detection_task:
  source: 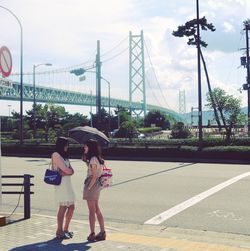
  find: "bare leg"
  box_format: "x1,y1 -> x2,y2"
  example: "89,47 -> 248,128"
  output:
64,204 -> 75,232
56,206 -> 67,236
87,200 -> 96,233
95,200 -> 105,232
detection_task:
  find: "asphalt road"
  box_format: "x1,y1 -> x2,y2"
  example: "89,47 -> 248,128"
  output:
1,156 -> 250,236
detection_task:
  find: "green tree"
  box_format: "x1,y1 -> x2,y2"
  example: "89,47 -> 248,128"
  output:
206,88 -> 244,142
165,114 -> 176,129
115,106 -> 131,124
243,19 -> 250,27
26,103 -> 68,140
110,106 -> 132,131
11,111 -> 21,130
26,104 -> 44,138
40,103 -> 68,142
115,120 -> 138,139
171,122 -> 191,139
172,16 -> 222,130
8,111 -> 30,140
92,108 -> 109,133
62,113 -> 89,132
0,116 -> 14,132
144,110 -> 166,129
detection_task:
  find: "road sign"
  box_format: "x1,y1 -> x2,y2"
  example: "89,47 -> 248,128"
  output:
0,78 -> 13,88
0,46 -> 12,78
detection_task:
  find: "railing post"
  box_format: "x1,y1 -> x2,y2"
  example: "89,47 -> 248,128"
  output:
23,174 -> 31,219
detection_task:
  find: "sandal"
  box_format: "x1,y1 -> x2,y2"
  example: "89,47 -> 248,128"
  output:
56,232 -> 71,240
95,231 -> 106,241
64,231 -> 74,238
87,232 -> 95,242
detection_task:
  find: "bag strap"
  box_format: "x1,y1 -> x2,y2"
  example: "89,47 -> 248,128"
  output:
102,163 -> 111,171
68,158 -> 72,168
50,154 -> 55,170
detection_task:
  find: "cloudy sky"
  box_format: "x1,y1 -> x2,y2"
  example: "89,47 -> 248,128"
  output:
0,0 -> 249,116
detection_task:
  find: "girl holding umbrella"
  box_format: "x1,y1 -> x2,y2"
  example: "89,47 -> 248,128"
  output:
82,139 -> 106,242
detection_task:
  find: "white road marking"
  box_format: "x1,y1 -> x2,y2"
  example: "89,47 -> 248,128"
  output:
145,171 -> 250,225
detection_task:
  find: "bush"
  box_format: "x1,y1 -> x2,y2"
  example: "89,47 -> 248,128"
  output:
171,129 -> 191,139
0,132 -> 14,140
138,127 -> 161,133
114,121 -> 138,138
203,146 -> 250,153
171,122 -> 191,139
36,129 -> 46,141
12,129 -> 33,140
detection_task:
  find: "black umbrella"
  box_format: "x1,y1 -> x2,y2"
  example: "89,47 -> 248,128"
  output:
68,126 -> 110,147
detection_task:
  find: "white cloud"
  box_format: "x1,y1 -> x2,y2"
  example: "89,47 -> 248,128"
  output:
223,21 -> 235,33
207,0 -> 226,10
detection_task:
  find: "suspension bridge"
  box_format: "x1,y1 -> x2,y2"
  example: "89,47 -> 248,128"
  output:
0,31 -> 183,121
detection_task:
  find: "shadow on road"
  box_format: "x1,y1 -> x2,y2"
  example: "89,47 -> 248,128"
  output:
9,238 -> 91,251
112,162 -> 196,187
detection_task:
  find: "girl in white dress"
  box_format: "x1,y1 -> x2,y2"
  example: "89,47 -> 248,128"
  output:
51,137 -> 75,239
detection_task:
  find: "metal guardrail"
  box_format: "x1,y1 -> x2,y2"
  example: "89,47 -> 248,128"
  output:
2,174 -> 34,219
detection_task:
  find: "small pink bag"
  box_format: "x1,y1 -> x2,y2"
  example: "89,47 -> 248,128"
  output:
99,165 -> 113,189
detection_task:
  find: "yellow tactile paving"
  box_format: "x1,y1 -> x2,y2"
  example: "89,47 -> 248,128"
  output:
108,233 -> 250,251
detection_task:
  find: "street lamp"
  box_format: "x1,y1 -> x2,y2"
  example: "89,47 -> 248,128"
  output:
32,63 -> 52,138
33,63 -> 52,106
0,5 -> 23,144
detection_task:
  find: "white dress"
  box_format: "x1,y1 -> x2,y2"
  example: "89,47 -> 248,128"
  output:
54,157 -> 75,207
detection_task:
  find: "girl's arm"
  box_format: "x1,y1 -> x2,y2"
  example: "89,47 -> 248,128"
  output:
88,164 -> 98,190
69,162 -> 74,175
52,153 -> 73,175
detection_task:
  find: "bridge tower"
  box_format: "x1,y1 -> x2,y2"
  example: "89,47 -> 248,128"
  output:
129,30 -> 146,117
179,90 -> 186,114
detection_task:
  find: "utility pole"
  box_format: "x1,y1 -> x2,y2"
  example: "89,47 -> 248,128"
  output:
241,21 -> 250,135
96,40 -> 101,128
246,23 -> 250,135
196,0 -> 203,149
90,90 -> 93,127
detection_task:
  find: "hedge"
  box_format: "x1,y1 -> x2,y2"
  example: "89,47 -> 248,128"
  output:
2,143 -> 250,161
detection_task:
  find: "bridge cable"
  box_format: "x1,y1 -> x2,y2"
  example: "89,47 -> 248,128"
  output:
101,35 -> 129,57
144,39 -> 172,110
132,43 -> 165,108
145,76 -> 165,108
102,47 -> 129,63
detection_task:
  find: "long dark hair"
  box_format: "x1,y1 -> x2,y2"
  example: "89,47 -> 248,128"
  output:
83,139 -> 104,165
55,137 -> 69,159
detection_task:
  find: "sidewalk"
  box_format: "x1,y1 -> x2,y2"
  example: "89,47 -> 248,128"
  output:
1,214 -> 250,251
